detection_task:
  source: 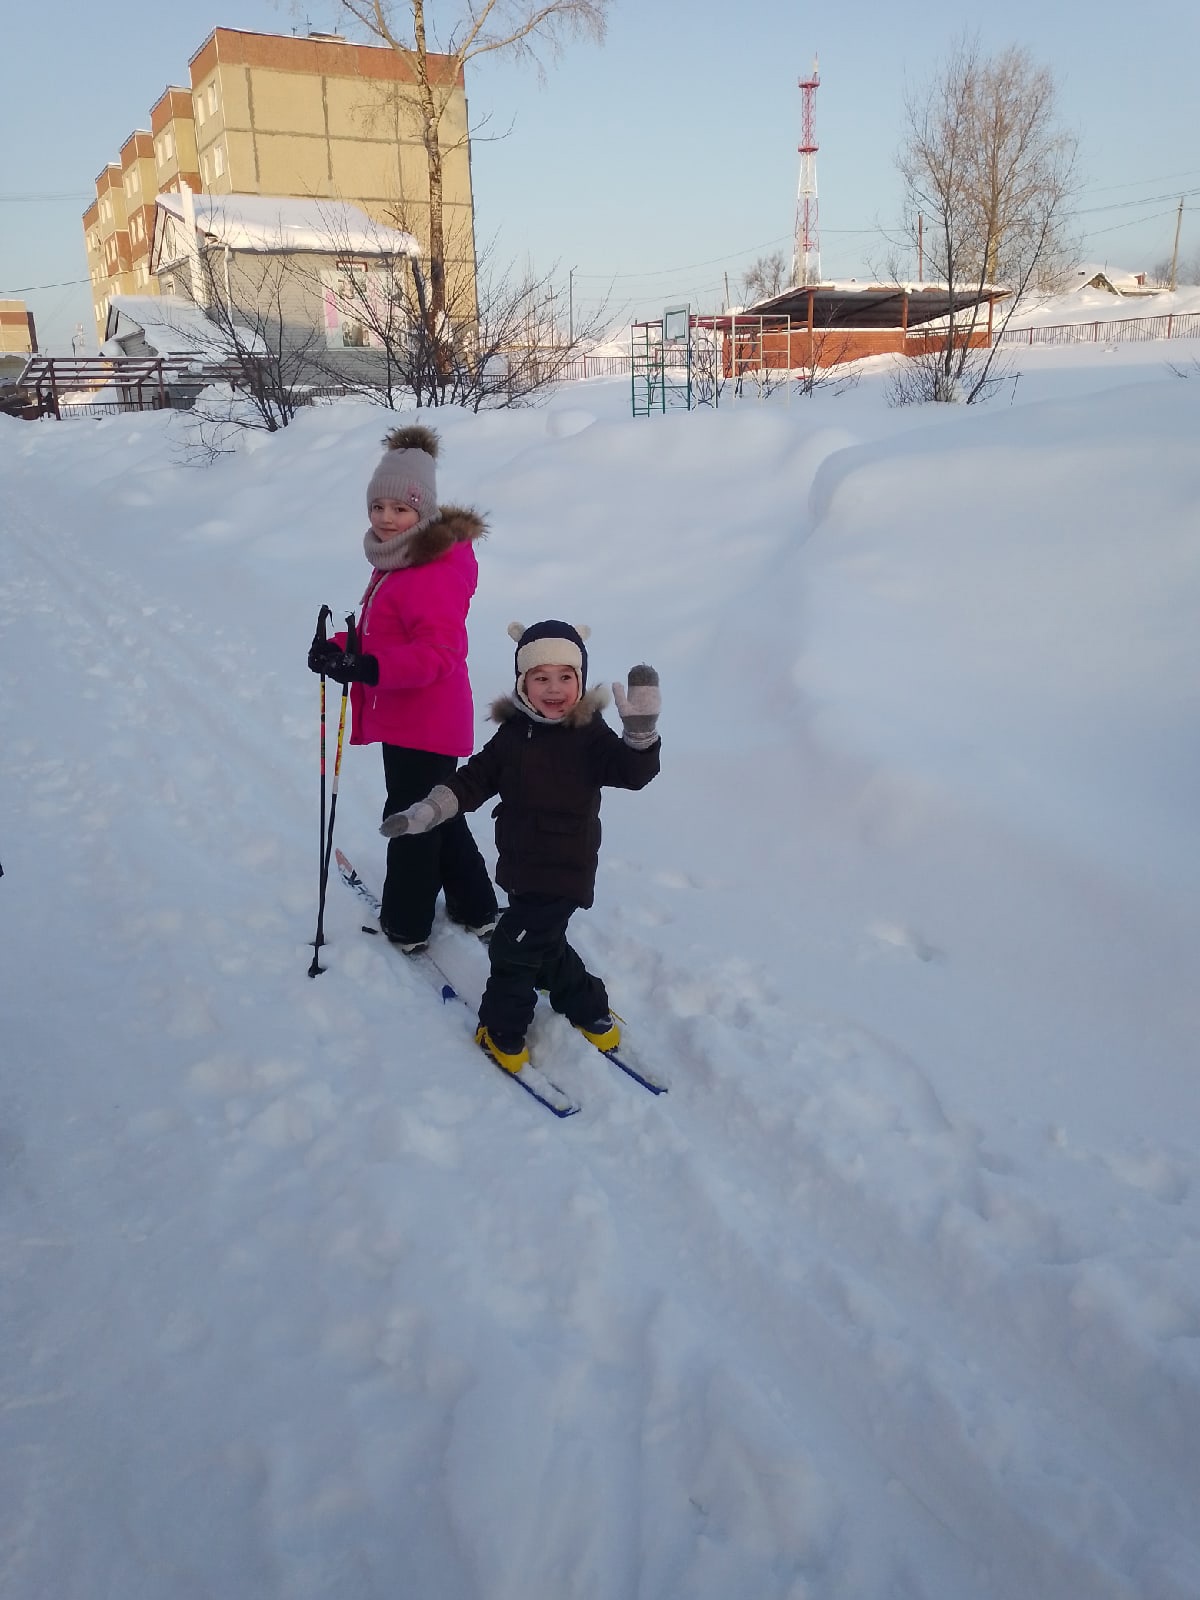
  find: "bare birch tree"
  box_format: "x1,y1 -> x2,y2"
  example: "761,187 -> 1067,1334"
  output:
897,37 -> 1077,402
740,251 -> 788,306
333,0 -> 611,331
309,202 -> 609,408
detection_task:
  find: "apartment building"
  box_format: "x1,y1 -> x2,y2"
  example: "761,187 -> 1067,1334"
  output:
84,27 -> 475,344
120,130 -> 159,292
0,299 -> 37,355
150,86 -> 202,198
91,164 -> 133,318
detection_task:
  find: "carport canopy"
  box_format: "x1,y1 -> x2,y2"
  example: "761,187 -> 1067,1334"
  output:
742,282 -> 1008,329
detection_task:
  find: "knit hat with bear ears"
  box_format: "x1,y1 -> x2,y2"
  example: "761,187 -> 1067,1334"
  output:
366,424 -> 439,532
509,619 -> 590,713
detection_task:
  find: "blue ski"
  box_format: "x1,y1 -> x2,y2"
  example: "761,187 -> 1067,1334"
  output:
335,849 -> 579,1118
585,1037 -> 668,1095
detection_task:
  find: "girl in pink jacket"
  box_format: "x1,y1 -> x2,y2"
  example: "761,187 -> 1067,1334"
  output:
308,426 -> 498,951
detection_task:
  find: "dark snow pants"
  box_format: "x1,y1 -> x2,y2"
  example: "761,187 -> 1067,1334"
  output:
477,893 -> 608,1048
379,745 -> 497,943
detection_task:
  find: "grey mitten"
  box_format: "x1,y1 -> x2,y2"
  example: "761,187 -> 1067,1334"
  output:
379,784 -> 460,839
611,664 -> 661,749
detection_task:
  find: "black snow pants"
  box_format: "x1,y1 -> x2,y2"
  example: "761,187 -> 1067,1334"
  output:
477,893 -> 608,1048
379,745 -> 498,944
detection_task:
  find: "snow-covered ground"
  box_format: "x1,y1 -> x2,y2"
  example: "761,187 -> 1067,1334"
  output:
1006,282 -> 1200,329
2,330 -> 1199,1600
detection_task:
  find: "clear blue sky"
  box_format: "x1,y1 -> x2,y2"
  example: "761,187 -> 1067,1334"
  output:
4,0 -> 1199,352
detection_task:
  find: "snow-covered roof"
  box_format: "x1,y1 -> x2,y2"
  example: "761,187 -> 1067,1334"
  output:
101,294 -> 265,361
1073,262 -> 1147,293
154,192 -> 419,259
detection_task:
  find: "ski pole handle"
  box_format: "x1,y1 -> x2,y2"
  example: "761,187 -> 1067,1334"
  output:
312,603 -> 332,651
344,612 -> 359,654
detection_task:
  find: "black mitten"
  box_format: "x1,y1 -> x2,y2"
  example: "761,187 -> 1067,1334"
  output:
308,639 -> 342,676
308,640 -> 379,685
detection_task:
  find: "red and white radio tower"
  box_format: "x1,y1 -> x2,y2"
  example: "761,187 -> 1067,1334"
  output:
791,55 -> 821,287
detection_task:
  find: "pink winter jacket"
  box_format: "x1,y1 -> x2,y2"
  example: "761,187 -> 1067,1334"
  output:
338,505 -> 486,758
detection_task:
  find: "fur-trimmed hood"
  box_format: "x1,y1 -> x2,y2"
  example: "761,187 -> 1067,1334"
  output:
489,683 -> 611,728
400,504 -> 487,569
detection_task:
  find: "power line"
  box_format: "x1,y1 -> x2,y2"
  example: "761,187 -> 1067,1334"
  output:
1081,209 -> 1180,241
572,225 -> 884,282
571,236 -> 792,280
0,277 -> 91,293
1078,166 -> 1200,198
1076,185 -> 1200,218
0,192 -> 92,203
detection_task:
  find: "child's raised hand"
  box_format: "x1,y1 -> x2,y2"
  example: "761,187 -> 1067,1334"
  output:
379,784 -> 460,838
612,665 -> 661,749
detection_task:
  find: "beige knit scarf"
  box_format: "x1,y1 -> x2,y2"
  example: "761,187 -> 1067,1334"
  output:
362,528 -> 419,572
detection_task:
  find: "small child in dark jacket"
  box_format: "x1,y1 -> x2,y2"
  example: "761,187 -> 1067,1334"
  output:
380,619 -> 661,1073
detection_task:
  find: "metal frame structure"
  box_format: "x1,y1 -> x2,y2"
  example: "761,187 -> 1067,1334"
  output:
19,356 -> 170,418
18,354 -> 237,419
630,313 -> 692,417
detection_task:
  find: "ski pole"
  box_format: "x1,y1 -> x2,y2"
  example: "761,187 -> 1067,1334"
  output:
312,604 -> 332,885
308,604 -> 334,976
309,612 -> 355,977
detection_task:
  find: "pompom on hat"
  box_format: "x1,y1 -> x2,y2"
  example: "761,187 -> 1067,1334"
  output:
366,424 -> 439,529
508,619 -> 590,712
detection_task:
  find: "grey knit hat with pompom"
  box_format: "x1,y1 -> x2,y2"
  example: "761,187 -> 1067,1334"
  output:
366,424 -> 439,530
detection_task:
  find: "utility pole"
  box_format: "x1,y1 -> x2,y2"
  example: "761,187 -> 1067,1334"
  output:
568,266 -> 576,342
1168,198 -> 1185,291
917,213 -> 924,284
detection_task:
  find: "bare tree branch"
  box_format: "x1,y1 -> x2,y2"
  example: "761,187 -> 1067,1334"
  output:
895,35 -> 1078,403
740,252 -> 788,306
333,0 -> 612,338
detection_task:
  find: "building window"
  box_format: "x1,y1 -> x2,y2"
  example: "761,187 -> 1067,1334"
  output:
213,142 -> 226,178
207,82 -> 219,116
321,264 -> 394,350
163,127 -> 175,161
194,95 -> 205,125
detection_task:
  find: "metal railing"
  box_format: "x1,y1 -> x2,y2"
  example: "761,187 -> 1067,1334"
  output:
54,395 -> 178,420
997,310 -> 1200,347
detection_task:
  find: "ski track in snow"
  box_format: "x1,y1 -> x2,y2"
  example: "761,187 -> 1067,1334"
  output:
2,401 -> 1199,1600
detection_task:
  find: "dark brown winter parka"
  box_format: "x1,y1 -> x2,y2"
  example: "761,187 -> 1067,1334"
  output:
444,688 -> 660,908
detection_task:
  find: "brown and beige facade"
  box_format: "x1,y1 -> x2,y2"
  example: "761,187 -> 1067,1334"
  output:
84,27 -> 475,344
1,298 -> 37,355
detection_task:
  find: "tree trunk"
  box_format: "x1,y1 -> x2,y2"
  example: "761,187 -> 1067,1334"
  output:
412,0 -> 447,323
